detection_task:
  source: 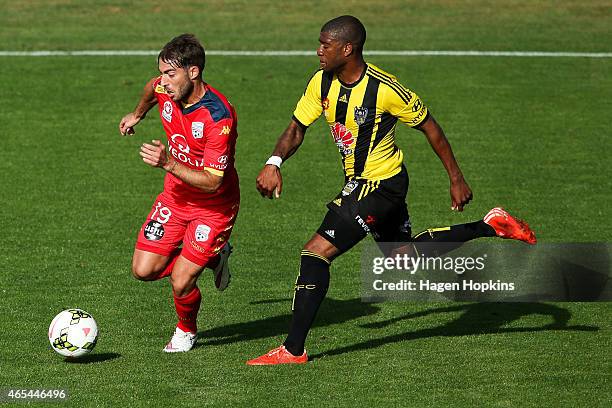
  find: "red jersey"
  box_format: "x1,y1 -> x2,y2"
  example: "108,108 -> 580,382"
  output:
153,77 -> 239,206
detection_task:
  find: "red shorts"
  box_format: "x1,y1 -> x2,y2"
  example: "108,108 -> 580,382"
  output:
135,192 -> 239,266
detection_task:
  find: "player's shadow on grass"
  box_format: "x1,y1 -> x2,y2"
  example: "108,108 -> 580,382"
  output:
197,298 -> 381,347
309,302 -> 598,360
64,352 -> 121,364
198,299 -> 597,357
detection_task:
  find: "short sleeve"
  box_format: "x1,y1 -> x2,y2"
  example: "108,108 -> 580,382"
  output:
293,71 -> 323,128
153,76 -> 167,102
202,117 -> 233,176
384,80 -> 429,127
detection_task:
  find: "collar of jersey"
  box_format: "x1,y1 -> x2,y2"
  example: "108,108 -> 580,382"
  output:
337,64 -> 368,88
181,84 -> 209,114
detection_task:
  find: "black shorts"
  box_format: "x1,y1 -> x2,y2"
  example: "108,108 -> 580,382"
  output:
316,166 -> 412,254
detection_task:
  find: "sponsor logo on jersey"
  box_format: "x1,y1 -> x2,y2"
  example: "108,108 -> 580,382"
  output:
208,163 -> 227,171
144,220 -> 165,241
170,134 -> 190,153
365,215 -> 377,226
155,85 -> 167,94
192,122 -> 204,139
168,133 -> 206,168
195,224 -> 211,242
169,148 -> 205,168
321,97 -> 330,110
355,215 -> 371,233
341,180 -> 359,196
412,99 -> 423,113
208,155 -> 228,170
162,101 -> 173,122
354,106 -> 368,125
333,198 -> 342,206
338,93 -> 348,103
407,107 -> 427,125
330,122 -> 355,155
220,125 -> 231,135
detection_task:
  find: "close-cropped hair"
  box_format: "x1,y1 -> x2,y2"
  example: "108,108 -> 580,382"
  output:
321,15 -> 367,52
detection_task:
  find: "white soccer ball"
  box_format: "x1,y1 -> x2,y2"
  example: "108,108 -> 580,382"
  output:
48,309 -> 98,358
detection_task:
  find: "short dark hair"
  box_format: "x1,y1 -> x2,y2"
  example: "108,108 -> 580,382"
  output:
158,34 -> 205,77
321,15 -> 366,53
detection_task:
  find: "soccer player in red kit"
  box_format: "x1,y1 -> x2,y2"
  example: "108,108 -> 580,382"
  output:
119,34 -> 240,352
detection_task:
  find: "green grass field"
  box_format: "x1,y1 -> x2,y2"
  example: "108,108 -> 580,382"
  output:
0,1 -> 610,406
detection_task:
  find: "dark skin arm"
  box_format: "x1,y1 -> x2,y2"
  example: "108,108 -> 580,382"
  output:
256,120 -> 306,199
417,114 -> 473,211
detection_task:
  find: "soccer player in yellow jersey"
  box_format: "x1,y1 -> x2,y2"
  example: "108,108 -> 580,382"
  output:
248,16 -> 536,365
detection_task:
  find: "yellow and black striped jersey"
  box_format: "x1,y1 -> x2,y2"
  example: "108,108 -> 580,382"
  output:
293,63 -> 428,181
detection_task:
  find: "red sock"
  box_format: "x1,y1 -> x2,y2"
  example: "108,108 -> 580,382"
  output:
156,248 -> 181,280
173,287 -> 201,334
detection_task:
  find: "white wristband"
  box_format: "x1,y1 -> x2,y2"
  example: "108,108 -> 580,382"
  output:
266,155 -> 283,168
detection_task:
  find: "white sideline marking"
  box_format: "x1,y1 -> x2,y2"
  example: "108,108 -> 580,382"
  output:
0,50 -> 611,58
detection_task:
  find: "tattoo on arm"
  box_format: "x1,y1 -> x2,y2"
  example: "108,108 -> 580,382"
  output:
271,120 -> 306,161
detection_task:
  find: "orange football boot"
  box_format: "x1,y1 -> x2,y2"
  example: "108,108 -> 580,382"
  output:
247,345 -> 308,366
484,207 -> 536,244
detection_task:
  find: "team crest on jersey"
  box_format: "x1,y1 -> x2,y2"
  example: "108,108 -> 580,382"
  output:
195,224 -> 211,242
330,122 -> 355,155
354,106 -> 368,125
162,101 -> 173,122
192,122 -> 204,139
